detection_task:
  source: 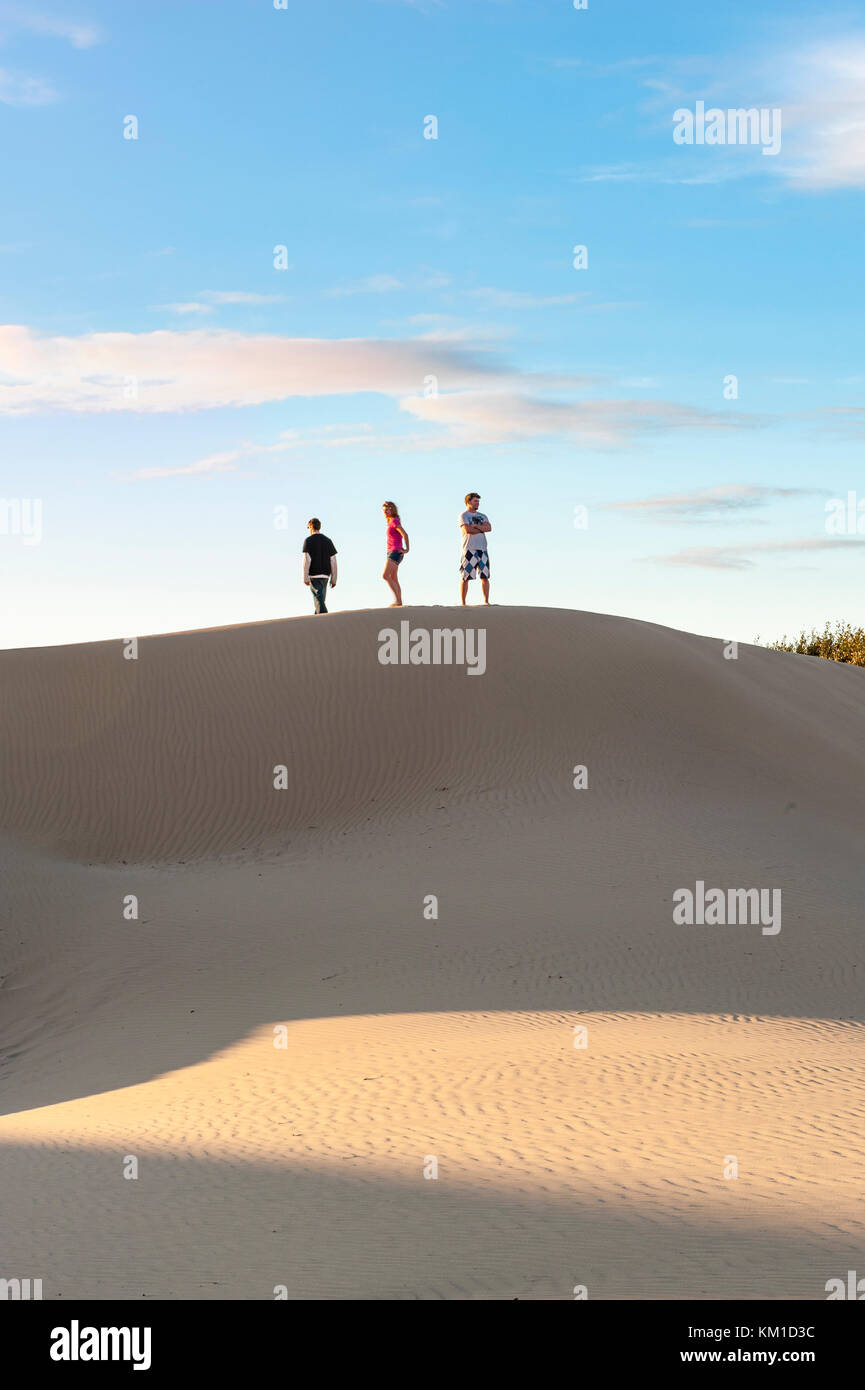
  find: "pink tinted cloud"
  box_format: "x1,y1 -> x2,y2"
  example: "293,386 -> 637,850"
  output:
0,325 -> 499,415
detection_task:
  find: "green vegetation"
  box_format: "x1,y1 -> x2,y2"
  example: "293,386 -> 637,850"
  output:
764,622 -> 865,666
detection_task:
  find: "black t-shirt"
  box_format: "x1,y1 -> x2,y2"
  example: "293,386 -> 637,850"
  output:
303,532 -> 337,576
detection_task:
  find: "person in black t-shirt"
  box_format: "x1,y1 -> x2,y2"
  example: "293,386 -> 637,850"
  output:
302,518 -> 338,614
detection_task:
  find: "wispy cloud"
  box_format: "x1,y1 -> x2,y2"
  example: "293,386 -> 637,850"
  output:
607,484 -> 817,522
135,394 -> 743,480
653,537 -> 865,570
0,66 -> 55,104
575,158 -> 754,188
465,287 -> 587,309
125,438 -> 299,481
0,5 -> 103,48
199,290 -> 286,305
402,313 -> 512,343
807,406 -> 865,440
538,55 -> 661,77
0,325 -> 501,414
325,271 -> 450,297
401,390 -> 745,449
775,41 -> 865,189
126,424 -> 406,481
0,7 -> 103,107
154,302 -> 214,316
685,218 -> 769,228
464,286 -> 643,312
155,290 -> 286,314
0,325 -> 760,460
570,37 -> 865,192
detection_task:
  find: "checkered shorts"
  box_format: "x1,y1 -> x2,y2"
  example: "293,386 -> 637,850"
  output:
460,548 -> 490,580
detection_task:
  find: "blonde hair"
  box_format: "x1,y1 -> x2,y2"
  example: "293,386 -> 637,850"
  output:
382,500 -> 399,517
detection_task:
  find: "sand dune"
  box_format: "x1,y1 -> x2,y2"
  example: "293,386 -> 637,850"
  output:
1,607 -> 863,1298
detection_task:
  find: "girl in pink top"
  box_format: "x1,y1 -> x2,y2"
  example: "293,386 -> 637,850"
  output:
382,500 -> 409,607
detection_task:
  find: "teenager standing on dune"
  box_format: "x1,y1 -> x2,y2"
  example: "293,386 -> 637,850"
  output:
459,491 -> 491,605
302,517 -> 338,614
382,501 -> 409,607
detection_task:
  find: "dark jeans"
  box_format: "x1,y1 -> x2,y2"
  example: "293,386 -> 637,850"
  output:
309,577 -> 329,614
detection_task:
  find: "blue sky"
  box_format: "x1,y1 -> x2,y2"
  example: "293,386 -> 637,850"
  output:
1,0 -> 864,647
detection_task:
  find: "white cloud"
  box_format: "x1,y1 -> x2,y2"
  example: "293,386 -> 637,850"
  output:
154,302 -> 215,316
0,325 -> 760,463
0,5 -> 103,48
0,66 -> 55,104
155,291 -> 286,314
199,290 -> 286,305
571,37 -> 865,192
0,5 -> 103,105
0,325 -> 500,415
775,42 -> 865,189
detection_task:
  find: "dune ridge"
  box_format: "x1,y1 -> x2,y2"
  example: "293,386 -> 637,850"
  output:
2,606 -> 864,863
1,607 -> 863,1298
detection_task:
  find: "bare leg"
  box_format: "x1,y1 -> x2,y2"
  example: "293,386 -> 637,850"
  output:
460,579 -> 469,606
383,560 -> 402,606
481,577 -> 490,605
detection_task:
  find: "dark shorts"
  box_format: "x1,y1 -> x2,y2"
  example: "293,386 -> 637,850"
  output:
387,550 -> 404,565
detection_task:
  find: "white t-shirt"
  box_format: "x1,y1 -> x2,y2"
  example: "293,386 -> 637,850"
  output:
460,510 -> 490,554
